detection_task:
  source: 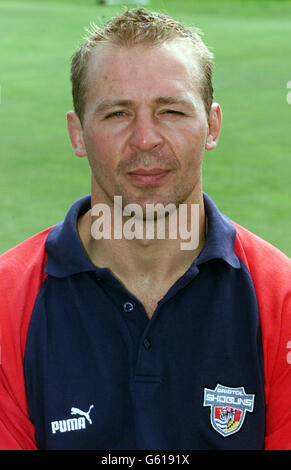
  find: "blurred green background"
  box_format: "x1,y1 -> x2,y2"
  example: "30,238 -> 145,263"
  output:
0,0 -> 290,256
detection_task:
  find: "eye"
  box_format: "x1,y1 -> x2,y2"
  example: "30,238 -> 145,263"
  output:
162,109 -> 185,116
105,110 -> 127,119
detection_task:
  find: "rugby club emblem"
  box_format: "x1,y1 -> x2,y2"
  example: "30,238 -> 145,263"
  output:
203,384 -> 255,437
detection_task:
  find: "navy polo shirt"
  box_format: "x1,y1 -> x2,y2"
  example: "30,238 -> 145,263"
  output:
23,193 -> 265,450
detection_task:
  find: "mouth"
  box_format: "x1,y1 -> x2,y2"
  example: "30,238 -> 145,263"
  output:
127,168 -> 171,186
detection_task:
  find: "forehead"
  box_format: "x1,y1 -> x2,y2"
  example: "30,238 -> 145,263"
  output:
84,40 -> 203,102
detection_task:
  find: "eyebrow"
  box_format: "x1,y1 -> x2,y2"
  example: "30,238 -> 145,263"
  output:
94,100 -> 133,115
154,96 -> 195,108
94,96 -> 196,115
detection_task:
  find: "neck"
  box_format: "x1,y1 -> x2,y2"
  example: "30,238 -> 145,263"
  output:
78,192 -> 207,283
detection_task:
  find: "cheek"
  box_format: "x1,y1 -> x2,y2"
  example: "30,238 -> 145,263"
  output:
85,131 -> 113,168
172,124 -> 207,164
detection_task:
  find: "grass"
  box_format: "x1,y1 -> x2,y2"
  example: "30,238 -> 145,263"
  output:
0,0 -> 290,256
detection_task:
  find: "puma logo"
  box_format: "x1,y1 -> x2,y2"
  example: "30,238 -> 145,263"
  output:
51,404 -> 94,434
71,405 -> 94,424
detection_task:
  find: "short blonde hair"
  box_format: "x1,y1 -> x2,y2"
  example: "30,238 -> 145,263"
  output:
70,8 -> 214,124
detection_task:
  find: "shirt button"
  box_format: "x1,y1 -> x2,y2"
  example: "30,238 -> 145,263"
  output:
123,301 -> 134,312
143,337 -> 151,350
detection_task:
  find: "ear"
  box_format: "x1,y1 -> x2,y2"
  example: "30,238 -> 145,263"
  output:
205,103 -> 222,151
67,111 -> 87,157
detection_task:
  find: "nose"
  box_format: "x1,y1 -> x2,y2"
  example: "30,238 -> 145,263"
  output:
129,112 -> 163,152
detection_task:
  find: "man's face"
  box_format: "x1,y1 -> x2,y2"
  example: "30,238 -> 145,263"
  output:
69,40 -> 220,210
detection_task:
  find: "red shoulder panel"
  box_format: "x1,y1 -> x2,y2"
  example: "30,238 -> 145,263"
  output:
0,228 -> 52,450
233,222 -> 291,449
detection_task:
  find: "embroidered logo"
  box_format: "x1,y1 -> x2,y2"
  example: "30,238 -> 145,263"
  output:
51,404 -> 94,434
203,384 -> 255,437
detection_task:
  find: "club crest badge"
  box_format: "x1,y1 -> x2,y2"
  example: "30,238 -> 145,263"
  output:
203,384 -> 255,437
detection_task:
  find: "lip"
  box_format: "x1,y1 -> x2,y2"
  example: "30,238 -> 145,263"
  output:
127,168 -> 171,186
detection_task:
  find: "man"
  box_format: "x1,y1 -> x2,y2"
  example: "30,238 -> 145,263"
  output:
0,8 -> 290,450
